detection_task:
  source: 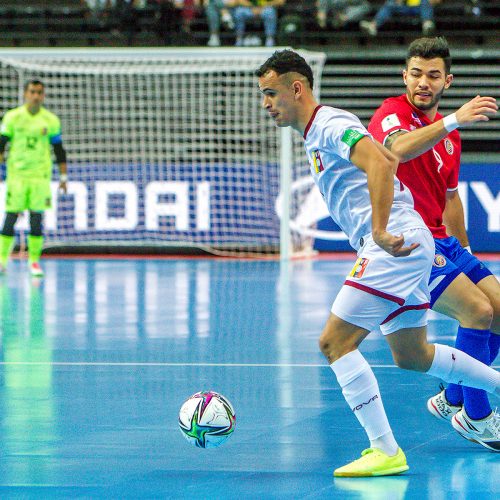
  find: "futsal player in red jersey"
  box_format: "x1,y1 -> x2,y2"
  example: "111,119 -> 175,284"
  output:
368,37 -> 500,451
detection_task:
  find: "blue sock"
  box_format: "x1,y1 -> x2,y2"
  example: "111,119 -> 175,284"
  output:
445,327 -> 491,420
489,333 -> 500,365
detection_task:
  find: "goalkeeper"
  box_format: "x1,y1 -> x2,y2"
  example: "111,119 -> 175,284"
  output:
0,79 -> 67,277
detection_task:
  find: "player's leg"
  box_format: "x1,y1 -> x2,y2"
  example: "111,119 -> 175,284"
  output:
427,240 -> 494,421
28,211 -> 44,277
385,325 -> 499,394
432,272 -> 493,415
0,212 -> 19,272
329,226 -> 439,476
0,176 -> 27,273
475,275 -> 500,364
26,178 -> 51,278
324,284 -> 409,477
384,248 -> 500,451
442,263 -> 500,451
428,238 -> 500,450
385,314 -> 500,451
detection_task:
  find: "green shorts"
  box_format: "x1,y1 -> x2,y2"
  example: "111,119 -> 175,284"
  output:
5,176 -> 52,212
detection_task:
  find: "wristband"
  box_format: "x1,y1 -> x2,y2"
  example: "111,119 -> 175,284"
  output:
443,113 -> 459,132
464,245 -> 472,254
59,173 -> 68,183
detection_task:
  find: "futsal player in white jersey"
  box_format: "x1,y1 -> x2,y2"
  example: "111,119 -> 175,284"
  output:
255,49 -> 500,477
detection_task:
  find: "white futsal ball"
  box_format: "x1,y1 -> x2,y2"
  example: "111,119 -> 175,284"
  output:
178,391 -> 236,448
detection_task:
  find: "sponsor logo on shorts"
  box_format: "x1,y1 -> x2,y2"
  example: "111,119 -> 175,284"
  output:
349,257 -> 369,278
433,254 -> 446,267
444,138 -> 453,155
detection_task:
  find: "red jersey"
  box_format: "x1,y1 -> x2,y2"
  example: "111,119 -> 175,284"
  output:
368,94 -> 461,238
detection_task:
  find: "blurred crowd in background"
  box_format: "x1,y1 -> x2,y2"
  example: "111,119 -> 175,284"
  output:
0,0 -> 495,48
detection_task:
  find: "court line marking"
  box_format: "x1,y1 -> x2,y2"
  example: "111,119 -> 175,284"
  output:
0,361 -> 395,367
0,361 -> 498,368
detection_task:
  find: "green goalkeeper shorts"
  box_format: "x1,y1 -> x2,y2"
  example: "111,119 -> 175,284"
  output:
5,176 -> 52,212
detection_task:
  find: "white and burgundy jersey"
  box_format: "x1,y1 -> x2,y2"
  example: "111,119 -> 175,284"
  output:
303,105 -> 426,251
368,94 -> 461,239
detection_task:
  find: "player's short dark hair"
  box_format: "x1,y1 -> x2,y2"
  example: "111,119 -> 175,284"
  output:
24,79 -> 45,91
406,37 -> 451,74
255,50 -> 314,89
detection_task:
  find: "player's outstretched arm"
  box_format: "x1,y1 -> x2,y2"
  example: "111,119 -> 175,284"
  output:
350,137 -> 419,257
385,96 -> 498,163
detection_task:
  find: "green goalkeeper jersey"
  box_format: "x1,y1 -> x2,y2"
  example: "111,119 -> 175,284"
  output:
0,104 -> 62,179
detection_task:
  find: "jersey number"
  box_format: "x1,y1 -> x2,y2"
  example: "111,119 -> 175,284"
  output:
432,147 -> 443,173
26,137 -> 38,149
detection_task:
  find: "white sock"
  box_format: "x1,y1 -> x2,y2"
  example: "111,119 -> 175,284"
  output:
428,344 -> 500,393
330,350 -> 398,456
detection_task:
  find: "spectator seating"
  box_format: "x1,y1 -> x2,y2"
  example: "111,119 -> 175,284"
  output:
0,0 -> 497,47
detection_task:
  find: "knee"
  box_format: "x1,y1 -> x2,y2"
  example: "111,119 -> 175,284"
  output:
392,344 -> 434,372
29,212 -> 43,237
1,212 -> 18,236
318,321 -> 361,364
318,331 -> 353,363
467,298 -> 493,329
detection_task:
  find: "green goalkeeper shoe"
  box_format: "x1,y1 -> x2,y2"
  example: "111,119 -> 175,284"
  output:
334,447 -> 409,477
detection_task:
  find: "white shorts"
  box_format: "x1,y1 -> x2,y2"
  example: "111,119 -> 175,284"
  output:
331,227 -> 434,335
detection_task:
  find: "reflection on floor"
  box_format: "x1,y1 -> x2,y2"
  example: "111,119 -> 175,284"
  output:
0,257 -> 499,498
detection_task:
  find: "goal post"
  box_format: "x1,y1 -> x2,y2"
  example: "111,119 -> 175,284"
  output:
0,48 -> 326,257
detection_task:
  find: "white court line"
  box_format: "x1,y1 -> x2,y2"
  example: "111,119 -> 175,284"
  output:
0,361 -> 498,368
0,361 -> 394,368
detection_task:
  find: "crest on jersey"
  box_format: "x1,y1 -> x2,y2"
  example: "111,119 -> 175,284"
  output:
444,138 -> 453,155
312,149 -> 324,173
349,257 -> 369,278
41,127 -> 47,136
433,254 -> 447,267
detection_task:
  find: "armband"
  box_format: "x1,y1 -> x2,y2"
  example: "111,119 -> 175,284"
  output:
59,173 -> 68,183
443,113 -> 459,132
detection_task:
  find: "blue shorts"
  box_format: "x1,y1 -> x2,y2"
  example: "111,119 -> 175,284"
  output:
429,236 -> 493,307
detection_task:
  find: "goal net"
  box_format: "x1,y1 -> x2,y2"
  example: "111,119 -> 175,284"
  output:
0,48 -> 326,257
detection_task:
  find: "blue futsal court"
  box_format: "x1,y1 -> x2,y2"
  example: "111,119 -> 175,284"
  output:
0,256 -> 499,498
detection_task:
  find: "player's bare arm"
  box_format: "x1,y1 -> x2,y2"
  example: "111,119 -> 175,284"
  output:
442,189 -> 469,248
350,137 -> 419,257
372,138 -> 399,173
386,96 -> 498,162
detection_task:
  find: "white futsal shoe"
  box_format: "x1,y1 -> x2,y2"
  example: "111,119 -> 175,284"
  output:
30,262 -> 44,278
427,385 -> 462,422
452,408 -> 500,452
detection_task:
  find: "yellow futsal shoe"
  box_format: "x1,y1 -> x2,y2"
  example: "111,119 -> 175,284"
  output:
334,447 -> 409,477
